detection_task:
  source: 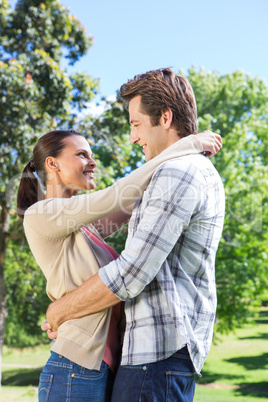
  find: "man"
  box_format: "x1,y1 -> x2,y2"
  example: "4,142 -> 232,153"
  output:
45,68 -> 225,401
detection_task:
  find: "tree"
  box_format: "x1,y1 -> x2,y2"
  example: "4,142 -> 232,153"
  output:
1,1 -> 267,380
0,0 -> 98,385
187,68 -> 268,332
4,214 -> 49,347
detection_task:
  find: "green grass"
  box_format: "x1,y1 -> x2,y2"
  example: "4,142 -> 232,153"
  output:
0,343 -> 50,401
0,310 -> 267,401
195,308 -> 268,401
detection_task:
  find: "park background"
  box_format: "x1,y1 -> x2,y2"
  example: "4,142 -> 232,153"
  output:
0,0 -> 267,400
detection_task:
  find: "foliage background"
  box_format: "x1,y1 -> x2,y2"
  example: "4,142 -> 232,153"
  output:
0,0 -> 98,362
0,0 -> 267,350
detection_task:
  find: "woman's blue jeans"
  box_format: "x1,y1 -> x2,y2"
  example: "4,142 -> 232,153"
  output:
38,351 -> 114,402
111,346 -> 195,402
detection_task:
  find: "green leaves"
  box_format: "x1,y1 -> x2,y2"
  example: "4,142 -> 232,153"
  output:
1,1 -> 267,345
70,72 -> 99,110
1,0 -> 93,63
0,0 -> 99,179
4,216 -> 49,346
0,0 -> 99,348
187,67 -> 268,332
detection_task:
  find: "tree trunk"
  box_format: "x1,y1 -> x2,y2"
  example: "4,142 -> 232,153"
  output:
0,271 -> 7,390
0,202 -> 9,388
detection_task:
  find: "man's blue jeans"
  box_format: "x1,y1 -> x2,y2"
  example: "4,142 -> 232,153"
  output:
38,351 -> 114,401
111,346 -> 195,402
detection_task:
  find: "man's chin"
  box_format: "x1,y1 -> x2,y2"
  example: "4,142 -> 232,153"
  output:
145,153 -> 155,162
144,151 -> 151,162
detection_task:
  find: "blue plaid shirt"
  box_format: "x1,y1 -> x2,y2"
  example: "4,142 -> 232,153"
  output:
99,154 -> 225,374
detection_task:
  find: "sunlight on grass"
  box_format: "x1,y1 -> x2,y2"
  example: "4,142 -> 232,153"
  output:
195,385 -> 263,402
0,385 -> 38,401
0,311 -> 267,401
2,343 -> 51,367
195,308 -> 268,401
0,343 -> 50,401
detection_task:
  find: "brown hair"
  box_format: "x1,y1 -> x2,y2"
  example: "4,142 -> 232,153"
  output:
17,130 -> 82,219
119,68 -> 198,137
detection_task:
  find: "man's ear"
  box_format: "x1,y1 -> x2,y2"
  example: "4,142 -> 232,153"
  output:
161,108 -> 173,128
45,156 -> 60,172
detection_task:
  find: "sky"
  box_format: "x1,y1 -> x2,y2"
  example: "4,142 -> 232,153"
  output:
58,0 -> 268,101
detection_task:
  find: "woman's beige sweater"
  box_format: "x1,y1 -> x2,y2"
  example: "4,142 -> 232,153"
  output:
24,135 -> 203,370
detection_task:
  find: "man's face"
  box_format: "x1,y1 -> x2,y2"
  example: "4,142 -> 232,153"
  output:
129,96 -> 170,161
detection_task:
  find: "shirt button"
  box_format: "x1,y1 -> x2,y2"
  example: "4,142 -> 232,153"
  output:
143,366 -> 147,371
71,373 -> 75,377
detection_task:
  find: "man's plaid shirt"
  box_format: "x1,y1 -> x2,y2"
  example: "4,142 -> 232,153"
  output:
99,153 -> 225,374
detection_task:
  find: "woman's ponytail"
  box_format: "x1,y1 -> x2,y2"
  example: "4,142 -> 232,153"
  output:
16,129 -> 82,219
17,160 -> 45,219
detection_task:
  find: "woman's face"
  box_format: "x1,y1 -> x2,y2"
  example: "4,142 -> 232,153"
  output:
51,135 -> 97,195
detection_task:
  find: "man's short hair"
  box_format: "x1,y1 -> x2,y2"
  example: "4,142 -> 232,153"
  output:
120,68 -> 198,138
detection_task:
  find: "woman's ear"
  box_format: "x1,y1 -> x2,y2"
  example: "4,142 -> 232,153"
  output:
45,156 -> 60,172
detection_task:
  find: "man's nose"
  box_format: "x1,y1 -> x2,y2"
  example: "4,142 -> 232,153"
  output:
130,128 -> 139,145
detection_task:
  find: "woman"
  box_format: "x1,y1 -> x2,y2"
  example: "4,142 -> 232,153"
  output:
17,129 -> 221,401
